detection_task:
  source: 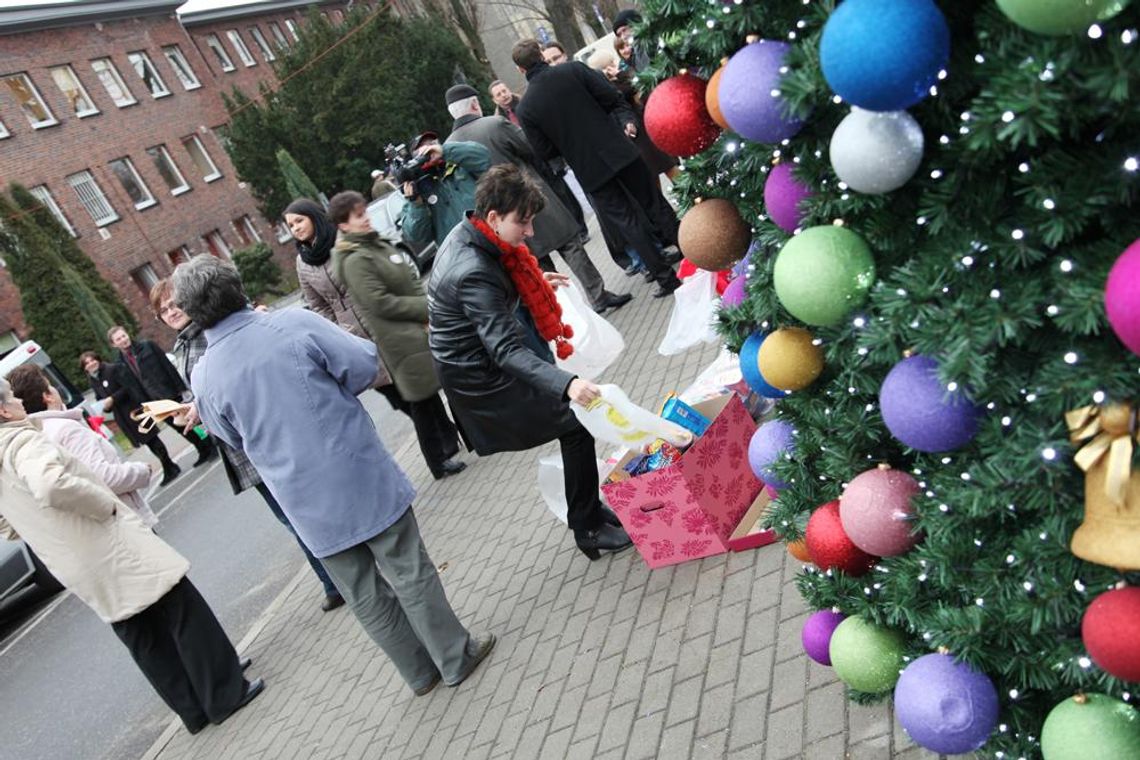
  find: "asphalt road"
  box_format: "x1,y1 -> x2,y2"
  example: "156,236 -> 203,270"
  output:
0,389 -> 415,760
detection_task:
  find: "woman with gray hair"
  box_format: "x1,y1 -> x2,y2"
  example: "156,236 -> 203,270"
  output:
0,376 -> 262,734
173,255 -> 494,696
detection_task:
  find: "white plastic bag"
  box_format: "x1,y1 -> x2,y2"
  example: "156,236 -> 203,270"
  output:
553,283 -> 625,380
572,384 -> 693,450
537,454 -> 607,524
657,270 -> 720,356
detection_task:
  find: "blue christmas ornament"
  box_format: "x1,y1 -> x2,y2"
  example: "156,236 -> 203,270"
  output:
740,332 -> 788,399
820,0 -> 950,112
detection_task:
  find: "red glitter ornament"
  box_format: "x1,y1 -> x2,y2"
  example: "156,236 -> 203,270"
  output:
805,500 -> 878,577
644,73 -> 722,157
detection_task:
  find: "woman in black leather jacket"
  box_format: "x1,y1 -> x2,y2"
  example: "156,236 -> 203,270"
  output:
426,165 -> 631,560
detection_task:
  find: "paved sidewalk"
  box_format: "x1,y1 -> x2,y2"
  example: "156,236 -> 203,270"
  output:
144,233 -> 940,760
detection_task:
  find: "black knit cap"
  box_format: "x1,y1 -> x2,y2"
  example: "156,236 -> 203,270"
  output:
612,9 -> 641,34
446,84 -> 478,105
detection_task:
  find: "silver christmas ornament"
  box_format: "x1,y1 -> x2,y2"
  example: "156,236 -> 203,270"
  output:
829,108 -> 924,194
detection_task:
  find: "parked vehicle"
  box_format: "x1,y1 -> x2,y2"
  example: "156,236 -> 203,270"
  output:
0,340 -> 84,409
366,191 -> 437,275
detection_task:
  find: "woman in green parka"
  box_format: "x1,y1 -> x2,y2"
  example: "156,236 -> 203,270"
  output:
329,190 -> 466,481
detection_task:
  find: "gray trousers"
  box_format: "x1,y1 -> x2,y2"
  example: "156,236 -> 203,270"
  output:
320,507 -> 472,690
551,237 -> 607,306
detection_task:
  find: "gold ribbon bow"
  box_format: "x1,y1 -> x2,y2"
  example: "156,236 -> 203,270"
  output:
1065,403 -> 1138,507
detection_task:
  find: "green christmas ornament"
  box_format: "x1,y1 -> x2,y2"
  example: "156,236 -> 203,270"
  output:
1041,693 -> 1140,760
996,0 -> 1130,35
773,225 -> 876,327
828,616 -> 906,693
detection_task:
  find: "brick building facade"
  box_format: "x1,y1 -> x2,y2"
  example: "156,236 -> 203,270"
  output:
0,0 -> 352,352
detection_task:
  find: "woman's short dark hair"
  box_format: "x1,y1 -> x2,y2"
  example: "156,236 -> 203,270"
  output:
474,165 -> 546,220
172,255 -> 249,329
511,39 -> 545,70
79,350 -> 101,372
327,191 -> 367,225
149,278 -> 173,319
7,364 -> 51,415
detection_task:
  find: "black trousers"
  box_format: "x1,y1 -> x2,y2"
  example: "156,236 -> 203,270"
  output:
561,423 -> 604,533
407,392 -> 460,473
374,383 -> 412,416
144,437 -> 176,471
589,159 -> 681,286
111,577 -> 247,730
163,418 -> 213,455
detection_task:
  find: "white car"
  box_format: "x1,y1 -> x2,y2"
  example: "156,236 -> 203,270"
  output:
366,191 -> 437,275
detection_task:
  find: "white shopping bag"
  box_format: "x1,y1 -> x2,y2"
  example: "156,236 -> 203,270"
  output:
572,384 -> 693,450
537,454 -> 607,524
553,283 -> 624,380
657,270 -> 720,356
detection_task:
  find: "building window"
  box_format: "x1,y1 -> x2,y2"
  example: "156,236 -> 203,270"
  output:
49,65 -> 99,118
29,185 -> 77,237
205,34 -> 235,72
268,21 -> 289,48
285,19 -> 300,41
146,145 -> 190,195
202,229 -> 231,258
0,331 -> 20,353
233,215 -> 263,246
66,170 -> 118,227
248,27 -> 276,62
0,118 -> 8,139
126,52 -> 170,98
226,30 -> 257,67
168,245 -> 192,266
162,45 -> 201,90
108,157 -> 156,211
129,263 -> 160,295
2,72 -> 58,128
90,58 -> 136,107
182,135 -> 221,181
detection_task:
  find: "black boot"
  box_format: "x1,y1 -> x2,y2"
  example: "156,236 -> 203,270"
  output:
160,462 -> 182,487
193,437 -> 218,467
431,458 -> 467,480
575,523 -> 633,560
599,505 -> 622,527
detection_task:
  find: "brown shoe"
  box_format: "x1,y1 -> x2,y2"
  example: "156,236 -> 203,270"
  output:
413,672 -> 442,697
447,634 -> 497,688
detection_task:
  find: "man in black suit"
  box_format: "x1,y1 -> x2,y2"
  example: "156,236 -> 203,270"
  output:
511,38 -> 682,298
108,325 -> 217,467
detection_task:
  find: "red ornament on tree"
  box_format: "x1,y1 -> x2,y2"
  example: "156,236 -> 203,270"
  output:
805,500 -> 878,577
1082,586 -> 1140,682
644,73 -> 722,157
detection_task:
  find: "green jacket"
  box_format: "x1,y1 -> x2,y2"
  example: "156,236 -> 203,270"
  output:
399,141 -> 491,247
331,231 -> 440,402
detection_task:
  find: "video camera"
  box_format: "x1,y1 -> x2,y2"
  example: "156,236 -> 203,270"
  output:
395,153 -> 446,205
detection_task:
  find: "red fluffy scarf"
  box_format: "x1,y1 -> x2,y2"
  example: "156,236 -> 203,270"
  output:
470,216 -> 574,359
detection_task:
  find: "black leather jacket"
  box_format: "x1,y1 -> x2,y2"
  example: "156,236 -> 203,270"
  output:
427,219 -> 578,455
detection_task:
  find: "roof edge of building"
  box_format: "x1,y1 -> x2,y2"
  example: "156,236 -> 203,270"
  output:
179,0 -> 344,26
0,0 -> 184,36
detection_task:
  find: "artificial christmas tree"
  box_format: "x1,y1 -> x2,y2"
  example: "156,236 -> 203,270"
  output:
636,0 -> 1139,756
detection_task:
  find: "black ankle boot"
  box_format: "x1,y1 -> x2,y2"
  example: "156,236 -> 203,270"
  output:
575,523 -> 633,560
599,505 -> 622,527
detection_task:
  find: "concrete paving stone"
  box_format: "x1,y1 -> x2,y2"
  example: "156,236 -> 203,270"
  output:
693,562 -> 726,602
689,729 -> 728,760
674,632 -> 713,683
736,646 -> 775,698
658,593 -> 694,633
704,640 -> 744,690
666,562 -> 701,600
472,703 -> 511,748
648,625 -> 684,674
849,733 -> 893,760
524,677 -> 563,725
664,675 -> 702,728
624,618 -> 663,666
595,746 -> 626,760
776,612 -> 810,662
624,711 -> 666,760
683,596 -> 720,641
849,698 -> 893,745
696,681 -> 734,737
805,681 -> 849,743
770,656 -> 808,710
489,711 -> 528,757
779,584 -> 810,621
893,746 -> 942,760
808,658 -> 844,691
571,692 -> 611,744
720,568 -> 754,608
803,732 -> 848,760
597,700 -> 638,753
565,736 -> 601,760
611,657 -> 651,709
764,700 -> 804,759
600,616 -> 636,660
534,726 -> 572,760
634,589 -> 668,629
549,684 -> 589,733
713,602 -> 747,648
635,665 -> 676,717
728,690 -> 769,751
586,654 -> 624,700
656,718 -> 696,760
461,741 -> 494,760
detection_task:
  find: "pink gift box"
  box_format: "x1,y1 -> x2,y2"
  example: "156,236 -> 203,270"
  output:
602,394 -> 763,568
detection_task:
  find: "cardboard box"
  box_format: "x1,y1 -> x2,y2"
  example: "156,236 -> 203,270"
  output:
728,489 -> 779,552
601,394 -> 763,568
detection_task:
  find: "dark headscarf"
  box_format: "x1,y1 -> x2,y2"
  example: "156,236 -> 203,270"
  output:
285,198 -> 337,267
612,9 -> 641,35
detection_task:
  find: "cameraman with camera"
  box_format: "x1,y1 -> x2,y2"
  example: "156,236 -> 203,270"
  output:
398,132 -> 492,248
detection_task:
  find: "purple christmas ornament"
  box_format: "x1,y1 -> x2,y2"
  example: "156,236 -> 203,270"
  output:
721,276 -> 747,308
802,610 -> 846,665
894,653 -> 999,754
879,355 -> 980,452
764,163 -> 812,232
719,40 -> 805,144
748,420 -> 796,489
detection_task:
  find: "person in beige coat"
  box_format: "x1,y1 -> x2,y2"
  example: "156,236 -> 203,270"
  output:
8,364 -> 159,528
0,377 -> 263,735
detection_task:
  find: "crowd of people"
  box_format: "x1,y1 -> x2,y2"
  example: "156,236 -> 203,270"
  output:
0,10 -> 687,738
